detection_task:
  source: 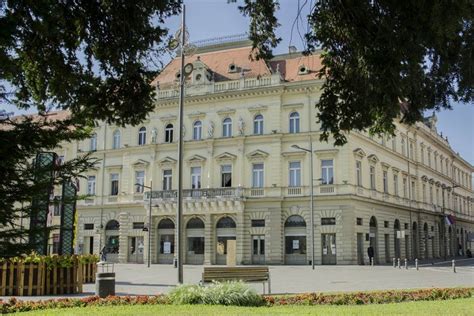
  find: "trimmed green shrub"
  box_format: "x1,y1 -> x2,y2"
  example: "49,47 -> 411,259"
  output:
167,284 -> 204,305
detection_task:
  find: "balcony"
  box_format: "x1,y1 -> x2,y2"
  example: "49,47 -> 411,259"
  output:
145,187 -> 244,201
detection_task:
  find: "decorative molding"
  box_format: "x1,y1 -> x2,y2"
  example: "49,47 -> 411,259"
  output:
187,111 -> 206,119
367,154 -> 379,164
282,103 -> 304,109
105,164 -> 123,169
381,162 -> 390,169
248,104 -> 268,112
186,154 -> 207,164
392,167 -> 400,173
132,159 -> 150,167
281,151 -> 307,158
158,156 -> 177,167
215,152 -> 237,161
217,107 -> 236,116
159,114 -> 177,121
353,148 -> 366,158
314,149 -> 339,156
246,149 -> 269,161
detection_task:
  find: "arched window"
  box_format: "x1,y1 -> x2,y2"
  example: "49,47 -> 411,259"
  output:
105,220 -> 120,230
186,218 -> 205,229
253,114 -> 264,135
222,118 -> 232,137
370,216 -> 377,228
289,112 -> 300,133
158,218 -> 175,229
165,124 -> 173,143
90,133 -> 97,151
284,215 -> 306,227
216,216 -> 236,228
112,130 -> 120,149
138,127 -> 146,145
193,121 -> 202,140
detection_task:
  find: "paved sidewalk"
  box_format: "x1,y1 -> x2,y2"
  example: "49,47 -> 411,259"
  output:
2,258 -> 473,301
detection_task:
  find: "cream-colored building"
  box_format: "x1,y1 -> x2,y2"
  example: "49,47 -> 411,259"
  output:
52,39 -> 474,265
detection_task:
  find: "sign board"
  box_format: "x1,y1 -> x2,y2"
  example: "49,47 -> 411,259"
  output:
331,244 -> 336,254
323,248 -> 327,255
369,232 -> 375,238
163,242 -> 171,254
292,240 -> 300,250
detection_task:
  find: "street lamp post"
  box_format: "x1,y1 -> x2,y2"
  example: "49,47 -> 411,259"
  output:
136,181 -> 153,268
291,144 -> 320,270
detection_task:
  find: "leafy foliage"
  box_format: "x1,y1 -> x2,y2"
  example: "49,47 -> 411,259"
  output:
241,1 -> 474,145
168,281 -> 264,306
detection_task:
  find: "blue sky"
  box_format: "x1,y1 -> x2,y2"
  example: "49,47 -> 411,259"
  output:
3,0 -> 473,164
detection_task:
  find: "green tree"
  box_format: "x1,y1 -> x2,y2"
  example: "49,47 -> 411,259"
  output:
240,0 -> 473,144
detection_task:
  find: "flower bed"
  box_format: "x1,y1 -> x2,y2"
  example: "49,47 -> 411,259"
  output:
0,287 -> 472,314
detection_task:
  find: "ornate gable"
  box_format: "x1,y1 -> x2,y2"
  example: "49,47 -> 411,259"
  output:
215,152 -> 237,162
246,149 -> 269,161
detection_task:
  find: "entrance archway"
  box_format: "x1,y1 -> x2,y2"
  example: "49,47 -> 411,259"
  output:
104,220 -> 120,263
412,222 -> 418,259
186,217 -> 205,264
369,216 -> 378,264
394,219 -> 401,259
157,218 -> 175,264
284,215 -> 307,265
216,216 -> 236,265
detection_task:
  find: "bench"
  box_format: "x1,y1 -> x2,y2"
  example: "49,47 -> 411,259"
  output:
201,266 -> 271,294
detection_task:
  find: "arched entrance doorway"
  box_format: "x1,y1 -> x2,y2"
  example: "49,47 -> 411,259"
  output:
186,218 -> 205,264
284,215 -> 307,265
157,218 -> 175,264
394,219 -> 401,259
216,216 -> 236,265
423,223 -> 429,259
412,222 -> 418,259
369,216 -> 378,264
104,220 -> 120,263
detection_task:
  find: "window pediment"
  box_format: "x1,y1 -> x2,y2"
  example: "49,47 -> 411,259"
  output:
392,167 -> 400,173
281,151 -> 306,158
187,154 -> 206,164
247,149 -> 269,161
248,105 -> 268,112
188,111 -> 206,119
132,159 -> 149,167
105,164 -> 123,170
215,152 -> 237,162
381,162 -> 390,169
217,107 -> 236,116
160,114 -> 177,121
158,156 -> 177,167
367,154 -> 379,164
421,175 -> 428,182
353,148 -> 366,158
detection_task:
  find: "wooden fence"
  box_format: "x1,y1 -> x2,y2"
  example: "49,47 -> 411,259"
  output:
0,260 -> 83,296
82,262 -> 97,284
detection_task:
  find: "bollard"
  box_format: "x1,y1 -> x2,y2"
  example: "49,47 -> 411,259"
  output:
393,258 -> 396,268
415,258 -> 418,270
452,259 -> 456,273
371,257 -> 374,267
404,258 -> 408,269
397,258 -> 401,269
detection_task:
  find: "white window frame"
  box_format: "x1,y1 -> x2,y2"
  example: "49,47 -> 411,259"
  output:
165,124 -> 173,143
90,133 -> 97,151
110,173 -> 119,196
221,164 -> 232,188
112,130 -> 120,149
193,121 -> 202,140
383,170 -> 388,193
289,161 -> 301,187
135,171 -> 145,193
222,118 -> 232,137
393,174 -> 399,196
163,169 -> 172,190
252,163 -> 264,188
370,166 -> 376,190
138,127 -> 146,145
356,161 -> 362,186
191,167 -> 201,189
289,111 -> 300,133
87,176 -> 96,195
253,114 -> 264,135
321,159 -> 334,185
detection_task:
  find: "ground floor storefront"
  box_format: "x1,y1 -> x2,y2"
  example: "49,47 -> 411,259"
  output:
75,198 -> 474,265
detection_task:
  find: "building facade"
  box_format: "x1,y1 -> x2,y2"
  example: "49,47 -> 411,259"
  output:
52,39 -> 474,265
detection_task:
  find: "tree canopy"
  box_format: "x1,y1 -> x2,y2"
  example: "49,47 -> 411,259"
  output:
241,0 -> 473,144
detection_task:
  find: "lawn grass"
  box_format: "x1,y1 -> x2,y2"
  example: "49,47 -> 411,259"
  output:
20,297 -> 474,315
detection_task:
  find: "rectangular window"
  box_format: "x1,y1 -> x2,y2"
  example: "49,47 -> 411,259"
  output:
356,218 -> 363,226
429,186 -> 433,203
392,137 -> 397,152
409,143 -> 414,160
289,161 -> 301,187
421,148 -> 424,164
402,178 -> 407,198
221,165 -> 232,188
110,173 -> 119,196
383,170 -> 388,193
384,221 -> 389,228
135,171 -> 145,193
356,161 -> 362,186
393,174 -> 399,196
404,223 -> 408,229
370,166 -> 376,190
133,222 -> 144,230
163,169 -> 172,190
251,219 -> 265,227
84,223 -> 94,230
321,159 -> 334,185
321,217 -> 336,225
422,183 -> 426,202
252,163 -> 264,188
87,176 -> 96,195
191,167 -> 201,189
53,196 -> 61,216
411,181 -> 416,200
